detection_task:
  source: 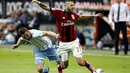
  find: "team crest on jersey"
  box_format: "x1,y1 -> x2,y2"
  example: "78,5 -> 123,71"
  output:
62,17 -> 65,19
71,15 -> 75,20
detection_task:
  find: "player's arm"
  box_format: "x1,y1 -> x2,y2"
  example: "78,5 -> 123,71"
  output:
78,13 -> 103,20
32,0 -> 51,12
79,15 -> 95,20
43,31 -> 59,39
12,37 -> 22,49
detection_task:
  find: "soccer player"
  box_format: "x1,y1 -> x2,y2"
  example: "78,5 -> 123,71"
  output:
32,0 -> 101,73
12,27 -> 61,73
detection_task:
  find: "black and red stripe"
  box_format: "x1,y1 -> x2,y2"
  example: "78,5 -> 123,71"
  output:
53,9 -> 79,42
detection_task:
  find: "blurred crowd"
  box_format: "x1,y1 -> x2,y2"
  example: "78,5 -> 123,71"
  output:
0,9 -> 41,44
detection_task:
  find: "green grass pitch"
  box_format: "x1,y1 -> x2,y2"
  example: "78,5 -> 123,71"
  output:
0,44 -> 130,73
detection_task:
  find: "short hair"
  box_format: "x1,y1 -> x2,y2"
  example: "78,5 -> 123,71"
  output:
65,1 -> 74,6
18,27 -> 28,35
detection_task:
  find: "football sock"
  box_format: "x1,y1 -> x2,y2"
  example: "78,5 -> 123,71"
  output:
58,64 -> 63,73
42,66 -> 49,73
84,60 -> 94,72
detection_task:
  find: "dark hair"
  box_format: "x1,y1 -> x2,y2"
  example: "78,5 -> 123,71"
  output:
18,27 -> 28,35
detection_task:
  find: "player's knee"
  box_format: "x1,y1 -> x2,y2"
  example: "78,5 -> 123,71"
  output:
61,61 -> 69,69
77,59 -> 84,66
37,68 -> 43,73
37,66 -> 43,73
77,58 -> 84,66
64,61 -> 69,68
78,62 -> 84,66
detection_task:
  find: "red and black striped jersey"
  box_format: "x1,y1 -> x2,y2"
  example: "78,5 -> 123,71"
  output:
51,8 -> 79,42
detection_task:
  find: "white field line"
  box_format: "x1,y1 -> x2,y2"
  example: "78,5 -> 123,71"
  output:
1,49 -> 33,53
11,49 -> 32,53
83,52 -> 130,58
15,49 -> 130,58
2,48 -> 130,58
2,61 -> 34,64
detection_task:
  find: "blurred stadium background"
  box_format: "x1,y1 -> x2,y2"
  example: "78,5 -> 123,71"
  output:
0,0 -> 130,73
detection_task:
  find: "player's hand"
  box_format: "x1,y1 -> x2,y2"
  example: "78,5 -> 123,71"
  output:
12,44 -> 18,49
95,13 -> 103,18
56,34 -> 59,40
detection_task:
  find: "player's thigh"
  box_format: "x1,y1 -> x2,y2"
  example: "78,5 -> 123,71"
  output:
46,47 -> 61,62
58,43 -> 70,62
34,51 -> 45,72
34,51 -> 46,64
59,51 -> 70,62
72,43 -> 83,58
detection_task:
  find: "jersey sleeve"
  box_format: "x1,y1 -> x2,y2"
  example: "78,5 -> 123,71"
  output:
19,37 -> 27,42
50,8 -> 62,18
19,37 -> 24,40
30,29 -> 43,38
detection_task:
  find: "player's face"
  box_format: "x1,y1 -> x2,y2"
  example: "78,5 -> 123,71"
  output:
21,31 -> 31,40
66,2 -> 74,12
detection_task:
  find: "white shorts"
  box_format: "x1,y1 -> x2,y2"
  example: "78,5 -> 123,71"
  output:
58,38 -> 82,62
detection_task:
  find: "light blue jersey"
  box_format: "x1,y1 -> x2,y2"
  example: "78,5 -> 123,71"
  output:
20,29 -> 61,64
20,29 -> 52,51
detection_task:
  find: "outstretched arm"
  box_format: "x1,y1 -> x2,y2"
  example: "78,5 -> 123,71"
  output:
78,13 -> 103,20
32,0 -> 51,12
12,38 -> 22,49
43,31 -> 59,39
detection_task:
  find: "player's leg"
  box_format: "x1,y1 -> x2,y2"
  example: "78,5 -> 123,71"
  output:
76,57 -> 95,73
57,52 -> 69,73
47,47 -> 69,73
58,52 -> 69,68
33,49 -> 49,73
36,63 -> 49,73
57,48 -> 70,73
72,39 -> 95,73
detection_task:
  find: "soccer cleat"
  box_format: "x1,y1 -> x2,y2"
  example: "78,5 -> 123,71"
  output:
58,68 -> 63,73
92,71 -> 97,73
58,65 -> 63,73
43,66 -> 50,73
58,70 -> 63,73
93,69 -> 104,73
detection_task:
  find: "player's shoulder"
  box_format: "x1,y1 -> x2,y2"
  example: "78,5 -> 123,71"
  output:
29,29 -> 38,32
29,29 -> 43,38
71,11 -> 79,16
29,29 -> 42,34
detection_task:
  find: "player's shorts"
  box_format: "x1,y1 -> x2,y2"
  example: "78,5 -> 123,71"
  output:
33,47 -> 61,64
58,38 -> 82,62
